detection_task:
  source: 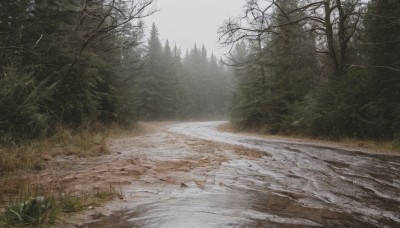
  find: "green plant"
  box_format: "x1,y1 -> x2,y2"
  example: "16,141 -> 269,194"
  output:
0,60 -> 57,144
1,197 -> 58,227
58,192 -> 85,213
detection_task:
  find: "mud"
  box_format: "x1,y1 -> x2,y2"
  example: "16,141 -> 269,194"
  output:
63,122 -> 400,227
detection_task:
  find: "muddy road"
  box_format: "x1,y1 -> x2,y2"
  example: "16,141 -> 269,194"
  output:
83,122 -> 400,227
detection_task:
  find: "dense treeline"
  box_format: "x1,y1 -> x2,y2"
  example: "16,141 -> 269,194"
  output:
0,1 -> 232,143
220,0 -> 400,141
0,0 -> 156,143
137,24 -> 232,120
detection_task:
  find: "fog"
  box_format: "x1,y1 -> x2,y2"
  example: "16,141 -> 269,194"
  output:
2,1 -> 400,227
145,0 -> 244,57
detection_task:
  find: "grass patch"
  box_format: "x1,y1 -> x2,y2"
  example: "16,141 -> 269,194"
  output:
1,197 -> 58,227
57,185 -> 121,214
0,125 -> 110,175
0,121 -> 165,226
0,121 -> 160,174
90,185 -> 122,206
0,180 -> 121,227
0,122 -> 160,227
58,192 -> 85,214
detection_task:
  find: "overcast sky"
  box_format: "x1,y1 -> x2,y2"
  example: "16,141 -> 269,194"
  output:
144,0 -> 245,58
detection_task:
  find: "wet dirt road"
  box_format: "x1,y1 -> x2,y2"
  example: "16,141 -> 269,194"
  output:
86,122 -> 400,227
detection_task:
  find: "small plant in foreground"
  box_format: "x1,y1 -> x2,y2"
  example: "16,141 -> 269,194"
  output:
58,192 -> 85,214
92,185 -> 122,205
1,197 -> 57,227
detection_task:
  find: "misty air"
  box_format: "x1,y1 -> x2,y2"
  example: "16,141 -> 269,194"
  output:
0,0 -> 399,227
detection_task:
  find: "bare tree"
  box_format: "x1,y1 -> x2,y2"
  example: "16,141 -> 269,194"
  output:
66,0 -> 157,77
218,0 -> 367,76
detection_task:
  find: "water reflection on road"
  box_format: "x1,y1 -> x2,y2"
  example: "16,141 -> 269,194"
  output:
88,122 -> 400,227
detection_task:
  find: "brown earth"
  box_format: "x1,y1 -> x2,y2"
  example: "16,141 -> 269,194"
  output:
3,121 -> 399,227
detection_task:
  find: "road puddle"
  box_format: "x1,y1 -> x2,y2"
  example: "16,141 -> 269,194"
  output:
84,122 -> 400,227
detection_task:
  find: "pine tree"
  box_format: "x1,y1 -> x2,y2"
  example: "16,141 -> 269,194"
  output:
364,0 -> 400,138
305,0 -> 400,139
138,23 -> 164,120
265,0 -> 318,133
0,0 -> 154,142
230,41 -> 269,129
161,40 -> 182,118
228,0 -> 318,132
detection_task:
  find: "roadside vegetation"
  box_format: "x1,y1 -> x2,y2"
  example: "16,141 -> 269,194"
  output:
0,122 -> 153,227
0,179 -> 120,227
1,0 -> 399,226
0,0 -> 231,226
219,0 -> 400,145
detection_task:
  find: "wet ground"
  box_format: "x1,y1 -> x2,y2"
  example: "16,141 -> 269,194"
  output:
81,122 -> 400,227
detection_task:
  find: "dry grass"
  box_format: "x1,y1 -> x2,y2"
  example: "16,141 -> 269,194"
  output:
0,121 -> 163,193
217,122 -> 400,155
0,121 -> 163,174
0,175 -> 121,227
0,122 -> 163,226
339,138 -> 397,154
0,127 -> 108,175
0,162 -> 123,226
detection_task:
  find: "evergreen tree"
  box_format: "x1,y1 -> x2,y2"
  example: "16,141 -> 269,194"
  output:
138,23 -> 164,120
265,0 -> 318,133
0,0 -> 155,142
228,0 -> 318,132
310,0 -> 400,139
161,40 -> 185,118
181,44 -> 232,118
229,41 -> 269,129
363,0 -> 400,138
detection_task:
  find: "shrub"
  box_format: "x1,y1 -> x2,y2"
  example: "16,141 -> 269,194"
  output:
0,61 -> 57,144
1,197 -> 58,227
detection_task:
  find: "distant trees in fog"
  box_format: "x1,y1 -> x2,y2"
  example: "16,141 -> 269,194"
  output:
137,24 -> 233,120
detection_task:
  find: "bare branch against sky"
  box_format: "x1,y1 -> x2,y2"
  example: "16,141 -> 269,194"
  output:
144,0 -> 244,57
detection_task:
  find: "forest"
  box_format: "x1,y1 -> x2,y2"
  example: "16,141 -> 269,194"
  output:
220,0 -> 400,143
0,0 -> 399,143
0,0 -> 232,144
1,0 -> 400,227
